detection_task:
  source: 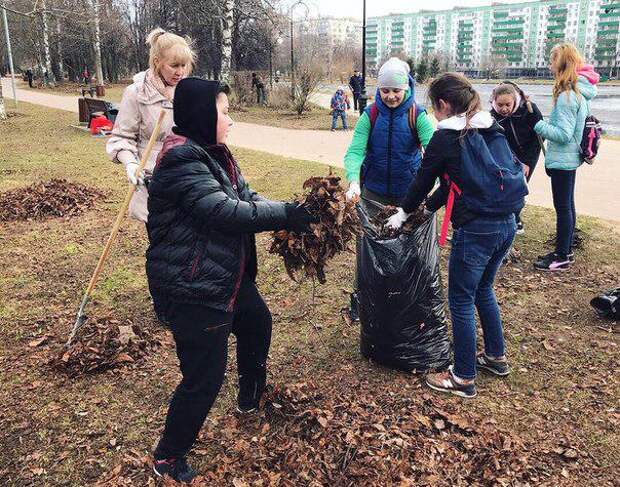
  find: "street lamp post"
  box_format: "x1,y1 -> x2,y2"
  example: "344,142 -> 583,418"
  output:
358,0 -> 368,115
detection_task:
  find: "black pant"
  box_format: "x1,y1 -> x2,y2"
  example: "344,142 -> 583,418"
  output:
154,277 -> 272,459
353,92 -> 360,110
547,168 -> 576,257
256,86 -> 266,104
515,159 -> 538,224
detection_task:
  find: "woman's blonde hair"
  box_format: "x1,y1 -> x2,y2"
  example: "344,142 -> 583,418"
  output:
550,43 -> 583,102
146,28 -> 196,76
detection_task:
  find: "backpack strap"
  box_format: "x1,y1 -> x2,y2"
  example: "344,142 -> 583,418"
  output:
408,103 -> 424,153
439,173 -> 462,247
369,103 -> 379,127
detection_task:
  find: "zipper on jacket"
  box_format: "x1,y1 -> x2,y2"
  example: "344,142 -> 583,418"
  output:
387,111 -> 394,196
189,244 -> 203,280
509,119 -> 524,152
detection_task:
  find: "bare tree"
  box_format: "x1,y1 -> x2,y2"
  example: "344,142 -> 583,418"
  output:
480,53 -> 507,79
40,0 -> 56,84
220,0 -> 233,81
0,80 -> 6,120
293,60 -> 323,115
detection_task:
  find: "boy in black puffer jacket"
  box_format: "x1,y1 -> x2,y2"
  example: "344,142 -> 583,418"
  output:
490,82 -> 543,234
146,77 -> 315,483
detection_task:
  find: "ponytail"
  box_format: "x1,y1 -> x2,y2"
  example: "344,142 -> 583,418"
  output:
146,28 -> 196,76
428,73 -> 481,128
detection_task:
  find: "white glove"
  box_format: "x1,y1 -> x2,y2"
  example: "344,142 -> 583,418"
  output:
125,162 -> 144,186
385,208 -> 409,230
346,182 -> 361,201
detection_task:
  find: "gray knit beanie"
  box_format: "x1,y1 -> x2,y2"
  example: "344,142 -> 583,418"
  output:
377,57 -> 410,90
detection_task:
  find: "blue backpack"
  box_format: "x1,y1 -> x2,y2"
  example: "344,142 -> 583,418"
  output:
439,130 -> 528,246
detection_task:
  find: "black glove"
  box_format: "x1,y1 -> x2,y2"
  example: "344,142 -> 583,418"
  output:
284,203 -> 318,233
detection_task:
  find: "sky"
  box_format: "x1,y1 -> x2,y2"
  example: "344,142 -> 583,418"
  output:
301,0 -> 534,19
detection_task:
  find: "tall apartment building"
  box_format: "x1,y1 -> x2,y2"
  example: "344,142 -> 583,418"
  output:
314,17 -> 362,46
366,0 -> 620,77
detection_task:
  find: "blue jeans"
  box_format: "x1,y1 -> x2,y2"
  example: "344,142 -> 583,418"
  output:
547,168 -> 576,257
331,110 -> 347,130
448,215 -> 516,380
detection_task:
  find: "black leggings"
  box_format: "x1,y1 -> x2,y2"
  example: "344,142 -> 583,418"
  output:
154,277 -> 272,459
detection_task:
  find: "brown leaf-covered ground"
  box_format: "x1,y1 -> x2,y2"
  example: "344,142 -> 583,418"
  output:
0,103 -> 618,486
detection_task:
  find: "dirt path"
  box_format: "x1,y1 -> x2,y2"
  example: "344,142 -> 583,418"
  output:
3,77 -> 619,224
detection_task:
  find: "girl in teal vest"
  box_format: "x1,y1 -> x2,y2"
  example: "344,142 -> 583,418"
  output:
344,57 -> 435,205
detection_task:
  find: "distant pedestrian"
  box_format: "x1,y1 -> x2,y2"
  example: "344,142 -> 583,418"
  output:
26,68 -> 33,88
251,72 -> 266,104
349,69 -> 363,110
330,86 -> 350,131
533,43 -> 599,271
490,81 -> 543,234
82,67 -> 90,85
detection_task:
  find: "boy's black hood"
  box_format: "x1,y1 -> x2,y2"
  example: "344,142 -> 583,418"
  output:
172,77 -> 221,147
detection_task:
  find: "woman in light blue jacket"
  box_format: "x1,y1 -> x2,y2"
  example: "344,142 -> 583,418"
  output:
534,43 -> 598,271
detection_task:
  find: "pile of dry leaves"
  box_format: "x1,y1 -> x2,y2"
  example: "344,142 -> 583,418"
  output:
371,205 -> 427,239
269,174 -> 360,283
0,179 -> 104,222
97,376 -> 558,486
51,317 -> 161,376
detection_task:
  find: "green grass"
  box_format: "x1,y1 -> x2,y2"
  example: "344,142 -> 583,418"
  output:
0,102 -> 618,485
19,80 -> 126,103
233,104 -> 358,131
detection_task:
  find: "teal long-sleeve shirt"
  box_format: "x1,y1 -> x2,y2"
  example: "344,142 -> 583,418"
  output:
343,104 -> 435,183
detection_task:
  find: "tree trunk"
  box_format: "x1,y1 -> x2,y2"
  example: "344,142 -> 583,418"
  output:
90,0 -> 105,88
56,17 -> 64,79
40,0 -> 56,85
0,79 -> 6,120
220,0 -> 234,82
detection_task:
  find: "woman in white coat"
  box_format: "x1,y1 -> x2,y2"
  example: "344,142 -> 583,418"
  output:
106,28 -> 196,222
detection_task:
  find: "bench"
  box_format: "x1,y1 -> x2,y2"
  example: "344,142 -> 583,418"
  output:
78,97 -> 118,126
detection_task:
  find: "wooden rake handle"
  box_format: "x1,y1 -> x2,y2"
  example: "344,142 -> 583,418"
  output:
83,108 -> 166,298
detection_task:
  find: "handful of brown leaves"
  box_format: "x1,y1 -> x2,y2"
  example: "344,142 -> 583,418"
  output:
269,174 -> 360,284
0,178 -> 104,222
52,317 -> 161,376
372,204 -> 426,239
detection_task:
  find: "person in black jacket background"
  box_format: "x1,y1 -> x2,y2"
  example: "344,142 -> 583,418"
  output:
146,77 -> 315,482
349,69 -> 363,111
490,82 -> 543,233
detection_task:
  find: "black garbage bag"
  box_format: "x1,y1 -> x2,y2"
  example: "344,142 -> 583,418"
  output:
590,287 -> 620,320
357,198 -> 451,372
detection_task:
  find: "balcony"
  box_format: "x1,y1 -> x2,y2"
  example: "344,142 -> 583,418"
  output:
492,26 -> 523,33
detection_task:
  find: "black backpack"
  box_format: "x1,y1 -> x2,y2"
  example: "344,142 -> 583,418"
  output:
579,115 -> 602,165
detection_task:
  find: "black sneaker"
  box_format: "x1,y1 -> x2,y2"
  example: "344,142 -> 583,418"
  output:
476,353 -> 510,377
537,250 -> 574,263
237,369 -> 266,414
153,457 -> 197,483
534,252 -> 571,271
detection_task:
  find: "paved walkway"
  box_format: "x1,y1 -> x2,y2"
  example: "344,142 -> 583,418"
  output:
3,77 -> 619,224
